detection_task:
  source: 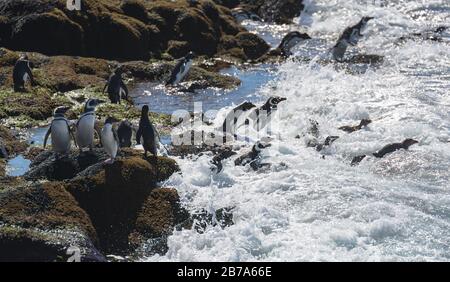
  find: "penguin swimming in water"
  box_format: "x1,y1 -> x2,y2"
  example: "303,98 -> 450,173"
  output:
331,17 -> 374,61
398,26 -> 448,43
103,68 -> 129,104
44,106 -> 76,155
276,31 -> 312,57
136,105 -> 159,158
117,120 -> 134,148
235,141 -> 272,171
76,99 -> 105,152
166,52 -> 195,86
13,54 -> 34,92
351,138 -> 419,166
245,97 -> 287,132
339,119 -> 372,133
101,117 -> 120,164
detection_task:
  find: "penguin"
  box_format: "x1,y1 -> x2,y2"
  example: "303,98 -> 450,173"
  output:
0,139 -> 8,159
331,17 -> 374,61
231,7 -> 262,22
210,147 -> 238,174
75,99 -> 105,152
235,141 -> 271,171
103,68 -> 128,104
220,101 -> 257,140
398,26 -> 448,43
44,106 -> 76,155
245,97 -> 287,131
276,31 -> 312,57
101,117 -> 120,164
136,105 -> 159,158
351,138 -> 419,166
117,120 -> 133,148
13,54 -> 34,92
166,52 -> 195,86
339,119 -> 372,133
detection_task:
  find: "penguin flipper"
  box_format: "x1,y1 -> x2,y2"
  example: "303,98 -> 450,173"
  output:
43,126 -> 51,149
136,126 -> 143,145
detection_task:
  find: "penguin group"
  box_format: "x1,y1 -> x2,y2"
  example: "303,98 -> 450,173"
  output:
43,98 -> 160,164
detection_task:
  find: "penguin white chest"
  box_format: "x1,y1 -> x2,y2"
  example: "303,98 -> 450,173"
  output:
51,120 -> 71,153
175,61 -> 192,84
23,73 -> 29,83
76,114 -> 95,148
101,125 -> 118,158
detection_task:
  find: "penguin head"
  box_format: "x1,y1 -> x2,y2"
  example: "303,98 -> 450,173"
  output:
84,99 -> 105,112
267,97 -> 287,109
402,139 -> 419,148
105,117 -> 120,125
253,140 -> 272,153
361,17 -> 374,26
114,67 -> 123,76
436,26 -> 447,33
19,54 -> 29,61
53,106 -> 71,116
185,52 -> 196,60
141,105 -> 150,115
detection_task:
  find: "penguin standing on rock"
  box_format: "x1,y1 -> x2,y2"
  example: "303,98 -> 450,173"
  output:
166,52 -> 195,86
136,105 -> 159,158
101,117 -> 120,164
76,99 -> 105,153
13,54 -> 34,92
331,17 -> 374,61
276,31 -> 312,57
117,120 -> 134,148
44,106 -> 76,155
103,68 -> 128,104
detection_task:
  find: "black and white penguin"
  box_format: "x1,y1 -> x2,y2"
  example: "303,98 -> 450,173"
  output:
398,26 -> 448,43
231,7 -> 262,22
76,99 -> 105,152
43,106 -> 76,155
220,101 -> 257,139
103,68 -> 128,104
136,105 -> 159,157
166,52 -> 195,86
117,120 -> 133,148
351,138 -> 419,166
331,17 -> 374,61
13,54 -> 34,92
277,31 -> 312,57
339,119 -> 372,133
101,117 -> 120,164
235,141 -> 271,171
246,97 -> 287,131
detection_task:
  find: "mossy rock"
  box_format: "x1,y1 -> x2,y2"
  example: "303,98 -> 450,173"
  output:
0,182 -> 104,262
0,125 -> 28,157
235,32 -> 271,60
65,157 -> 183,254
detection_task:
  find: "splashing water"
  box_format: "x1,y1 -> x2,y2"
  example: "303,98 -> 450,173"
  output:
143,0 -> 450,262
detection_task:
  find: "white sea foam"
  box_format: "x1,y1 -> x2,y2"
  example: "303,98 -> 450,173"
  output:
144,0 -> 450,262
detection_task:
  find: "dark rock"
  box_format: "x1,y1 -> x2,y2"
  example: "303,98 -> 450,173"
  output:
0,182 -> 105,262
237,0 -> 305,24
25,148 -> 179,182
0,125 -> 28,158
235,32 -> 270,60
65,158 -> 186,255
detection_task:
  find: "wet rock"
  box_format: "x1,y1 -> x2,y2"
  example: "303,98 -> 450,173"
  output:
25,148 -> 179,182
0,182 -> 105,262
65,159 -> 186,255
234,32 -> 271,61
236,0 -> 304,24
0,0 -> 256,61
0,125 -> 28,158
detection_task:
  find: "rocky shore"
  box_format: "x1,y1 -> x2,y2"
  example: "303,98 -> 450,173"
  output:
0,0 -> 304,261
